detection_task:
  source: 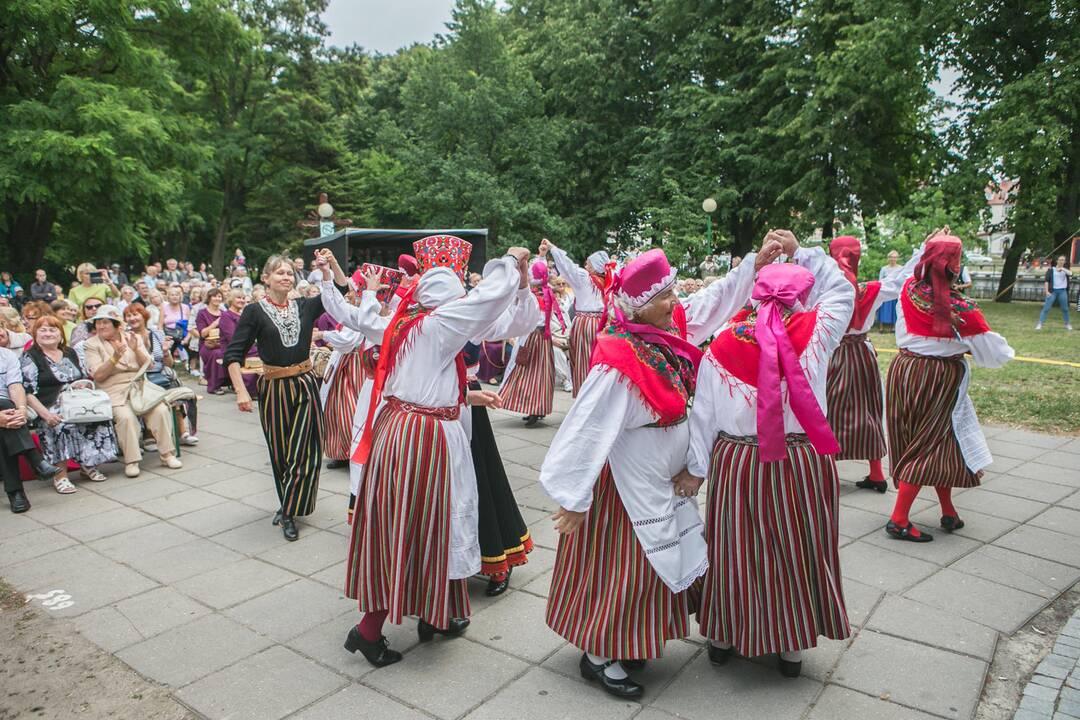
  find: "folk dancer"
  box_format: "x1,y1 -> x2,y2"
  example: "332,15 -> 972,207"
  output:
684,231 -> 855,679
540,243 -> 774,699
328,240 -> 531,668
824,235 -> 913,492
499,259 -> 566,426
319,301 -> 368,471
539,238 -> 610,395
885,230 -> 1013,542
224,255 -> 327,542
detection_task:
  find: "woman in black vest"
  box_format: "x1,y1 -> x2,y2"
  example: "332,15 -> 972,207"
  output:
21,316 -> 119,493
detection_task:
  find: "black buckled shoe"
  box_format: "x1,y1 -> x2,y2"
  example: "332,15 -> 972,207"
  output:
855,477 -> 888,493
272,510 -> 282,526
778,656 -> 802,678
621,659 -> 646,671
578,654 -> 644,699
417,617 -> 470,642
344,626 -> 402,668
885,520 -> 933,543
281,515 -> 298,541
8,490 -> 30,514
485,568 -> 512,597
523,415 -> 540,427
32,458 -> 59,481
326,459 -> 348,470
940,515 -> 965,533
708,644 -> 734,666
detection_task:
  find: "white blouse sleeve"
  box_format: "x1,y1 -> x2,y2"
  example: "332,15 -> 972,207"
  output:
319,284 -> 389,344
682,252 -> 759,344
473,286 -> 541,342
793,246 -> 855,355
965,331 -> 1014,368
432,257 -> 521,354
539,368 -> 633,512
686,360 -> 722,478
549,245 -> 592,299
322,327 -> 363,353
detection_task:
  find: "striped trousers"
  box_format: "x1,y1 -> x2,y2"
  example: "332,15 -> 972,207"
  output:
698,434 -> 850,657
825,333 -> 887,461
257,372 -> 323,516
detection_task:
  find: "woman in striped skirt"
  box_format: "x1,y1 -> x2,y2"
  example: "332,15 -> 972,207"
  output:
540,238 -> 610,396
224,255 -> 327,542
499,259 -> 565,426
322,241 -> 529,669
684,232 -> 854,679
319,323 -> 366,470
824,236 -> 917,492
540,244 -> 775,699
884,231 -> 1013,542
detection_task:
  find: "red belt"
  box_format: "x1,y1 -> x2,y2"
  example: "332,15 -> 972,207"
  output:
385,396 -> 461,420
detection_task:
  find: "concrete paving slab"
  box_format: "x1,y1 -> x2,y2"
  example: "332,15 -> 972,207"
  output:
652,652 -> 822,720
170,499 -> 267,537
839,541 -> 939,593
177,645 -> 346,720
981,475 -> 1078,504
832,630 -> 987,719
95,475 -> 189,503
953,487 -> 1049,522
905,568 -> 1048,633
1030,507 -> 1080,538
73,586 -> 212,651
807,686 -> 943,720
212,517 -> 291,555
291,685 -> 429,720
865,594 -> 999,661
363,637 -> 529,720
1009,461 -> 1080,488
18,490 -> 123,526
225,577 -> 354,642
995,525 -> 1080,568
470,590 -> 566,662
125,538 -> 244,584
255,529 -> 347,575
53,505 -> 157,542
861,527 -> 982,566
116,613 -> 273,687
88,521 -> 198,563
202,470 -> 276,499
841,579 -> 884,627
0,510 -> 42,540
287,613 -> 420,680
463,666 -> 640,720
909,506 -> 1019,543
175,558 -> 297,609
950,545 -> 1080,600
0,526 -> 77,568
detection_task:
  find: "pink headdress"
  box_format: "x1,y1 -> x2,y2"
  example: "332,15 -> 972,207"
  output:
609,249 -> 702,367
397,254 -> 419,277
531,259 -> 565,338
752,263 -> 839,462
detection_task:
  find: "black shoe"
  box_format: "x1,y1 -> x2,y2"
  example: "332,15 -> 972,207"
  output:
32,459 -> 59,481
708,644 -> 734,666
578,654 -> 644,699
7,490 -> 30,514
326,459 -> 348,469
485,568 -> 512,597
940,515 -> 965,533
778,657 -> 802,678
281,515 -> 298,541
272,510 -> 282,526
344,626 -> 402,668
621,659 -> 646,671
855,477 -> 888,493
524,415 -> 541,427
885,520 -> 933,543
417,617 -> 469,642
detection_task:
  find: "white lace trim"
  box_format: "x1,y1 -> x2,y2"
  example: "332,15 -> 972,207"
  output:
617,265 -> 678,308
258,298 -> 301,347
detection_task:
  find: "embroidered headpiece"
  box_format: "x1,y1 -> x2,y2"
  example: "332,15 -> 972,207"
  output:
413,235 -> 472,283
615,249 -> 677,309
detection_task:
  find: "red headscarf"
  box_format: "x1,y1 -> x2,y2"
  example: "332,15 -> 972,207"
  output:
914,235 -> 963,337
829,235 -> 880,331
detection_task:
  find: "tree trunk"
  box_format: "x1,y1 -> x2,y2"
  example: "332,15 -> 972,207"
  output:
211,207 -> 230,279
729,213 -> 757,258
3,204 -> 56,274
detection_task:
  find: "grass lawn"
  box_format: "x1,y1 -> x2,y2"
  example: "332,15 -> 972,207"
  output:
872,300 -> 1080,435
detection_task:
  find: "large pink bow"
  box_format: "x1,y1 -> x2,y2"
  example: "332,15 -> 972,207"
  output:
752,264 -> 839,462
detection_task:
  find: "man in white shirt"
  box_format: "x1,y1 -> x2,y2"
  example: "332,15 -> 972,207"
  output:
1036,255 -> 1072,330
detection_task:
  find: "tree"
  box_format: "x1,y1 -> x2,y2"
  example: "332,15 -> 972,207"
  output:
0,1 -> 191,273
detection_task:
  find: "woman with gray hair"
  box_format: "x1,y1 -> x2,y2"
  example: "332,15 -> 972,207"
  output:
223,255 -> 328,542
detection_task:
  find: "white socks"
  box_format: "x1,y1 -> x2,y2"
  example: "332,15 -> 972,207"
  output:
710,640 -> 733,650
780,650 -> 803,663
587,653 -> 628,679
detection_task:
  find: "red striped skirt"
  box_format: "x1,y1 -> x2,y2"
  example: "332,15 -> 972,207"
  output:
500,328 -> 555,416
886,350 -> 981,488
321,351 -> 365,461
825,334 -> 887,461
344,402 -> 469,629
546,466 -> 698,660
698,434 -> 850,657
567,311 -> 604,397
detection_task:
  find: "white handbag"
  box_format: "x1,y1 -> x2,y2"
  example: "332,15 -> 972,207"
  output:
127,360 -> 168,415
58,380 -> 114,424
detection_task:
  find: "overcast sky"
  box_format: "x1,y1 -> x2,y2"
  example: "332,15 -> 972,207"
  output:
323,0 -> 455,53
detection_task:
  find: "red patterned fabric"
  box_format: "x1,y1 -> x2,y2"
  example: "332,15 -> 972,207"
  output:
708,304 -> 819,388
352,264 -> 404,304
900,277 -> 991,339
413,235 -> 472,283
589,326 -> 694,427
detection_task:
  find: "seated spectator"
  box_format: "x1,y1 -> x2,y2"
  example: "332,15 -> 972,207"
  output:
21,300 -> 52,328
108,264 -> 128,287
195,289 -> 226,394
124,304 -> 198,446
69,297 -> 105,347
0,272 -> 22,303
116,285 -> 137,312
21,316 -> 119,492
161,286 -> 192,365
81,305 -> 181,478
50,300 -> 79,342
219,289 -> 259,397
69,263 -> 119,309
161,258 -> 186,284
29,269 -> 59,303
0,309 -> 31,357
147,289 -> 165,331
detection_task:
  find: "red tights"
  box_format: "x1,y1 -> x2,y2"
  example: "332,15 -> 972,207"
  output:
868,459 -> 885,482
357,610 -> 388,642
890,482 -> 959,537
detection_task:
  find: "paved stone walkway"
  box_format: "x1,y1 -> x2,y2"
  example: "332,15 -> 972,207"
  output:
1017,610 -> 1080,719
2,390 -> 1080,720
